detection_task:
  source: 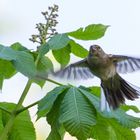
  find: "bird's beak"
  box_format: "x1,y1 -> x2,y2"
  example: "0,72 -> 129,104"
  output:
90,45 -> 97,53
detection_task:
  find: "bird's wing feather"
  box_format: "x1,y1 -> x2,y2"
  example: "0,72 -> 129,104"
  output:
100,87 -> 110,111
112,55 -> 140,73
54,59 -> 94,79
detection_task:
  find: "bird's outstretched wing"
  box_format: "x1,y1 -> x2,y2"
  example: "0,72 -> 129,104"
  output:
54,59 -> 94,79
112,55 -> 140,73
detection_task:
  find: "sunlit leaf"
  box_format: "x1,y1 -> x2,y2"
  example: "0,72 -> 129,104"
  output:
68,24 -> 109,40
11,42 -> 29,51
52,45 -> 71,68
120,105 -> 140,113
70,40 -> 88,58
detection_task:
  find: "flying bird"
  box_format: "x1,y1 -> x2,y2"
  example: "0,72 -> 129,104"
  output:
54,45 -> 140,110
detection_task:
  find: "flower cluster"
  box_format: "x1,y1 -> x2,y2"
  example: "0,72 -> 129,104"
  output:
29,4 -> 59,45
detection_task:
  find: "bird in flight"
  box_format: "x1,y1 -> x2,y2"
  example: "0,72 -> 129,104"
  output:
54,45 -> 140,110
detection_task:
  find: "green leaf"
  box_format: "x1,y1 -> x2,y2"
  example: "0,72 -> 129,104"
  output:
108,120 -> 136,140
70,40 -> 88,58
0,59 -> 16,79
80,87 -> 140,129
0,111 -> 4,134
106,119 -> 136,140
90,115 -> 113,140
12,51 -> 37,77
67,24 -> 109,40
38,43 -> 50,58
37,86 -> 68,119
33,55 -> 54,87
89,86 -> 101,97
52,45 -> 71,68
0,44 -> 37,78
0,59 -> 16,89
109,109 -> 140,129
48,34 -> 70,50
91,115 -> 136,140
11,42 -> 29,51
59,87 -> 97,140
0,44 -> 17,60
0,102 -> 36,140
47,93 -> 66,140
120,105 -> 140,113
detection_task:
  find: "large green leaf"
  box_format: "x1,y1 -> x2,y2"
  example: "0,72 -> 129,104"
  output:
70,40 -> 88,58
0,102 -> 36,140
0,44 -> 37,78
81,87 -> 140,129
47,93 -> 66,140
90,115 -> 113,140
52,45 -> 71,68
67,24 -> 109,40
12,51 -> 36,77
59,87 -> 97,140
109,109 -> 140,129
48,34 -> 70,50
91,115 -> 136,140
37,86 -> 68,119
107,119 -> 136,140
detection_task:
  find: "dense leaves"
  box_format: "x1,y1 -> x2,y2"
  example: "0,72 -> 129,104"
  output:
91,115 -> 136,140
52,40 -> 88,67
0,102 -> 36,140
0,21 -> 140,140
37,85 -> 140,140
67,24 -> 109,40
82,87 -> 140,129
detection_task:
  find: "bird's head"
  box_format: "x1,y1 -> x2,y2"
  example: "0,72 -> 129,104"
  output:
89,45 -> 105,57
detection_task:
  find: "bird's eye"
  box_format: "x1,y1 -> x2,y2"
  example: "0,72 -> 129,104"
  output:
97,46 -> 101,50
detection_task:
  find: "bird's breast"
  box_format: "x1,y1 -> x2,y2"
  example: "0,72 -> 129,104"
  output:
88,58 -> 116,80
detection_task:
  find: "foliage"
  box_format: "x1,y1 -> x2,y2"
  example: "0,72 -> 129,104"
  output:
0,103 -> 36,140
0,4 -> 139,140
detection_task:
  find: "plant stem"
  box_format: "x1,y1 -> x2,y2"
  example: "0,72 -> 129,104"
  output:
16,100 -> 40,114
15,79 -> 32,110
36,75 -> 63,86
46,78 -> 63,86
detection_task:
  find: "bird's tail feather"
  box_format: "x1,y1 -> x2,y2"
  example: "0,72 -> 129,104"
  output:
101,74 -> 139,110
